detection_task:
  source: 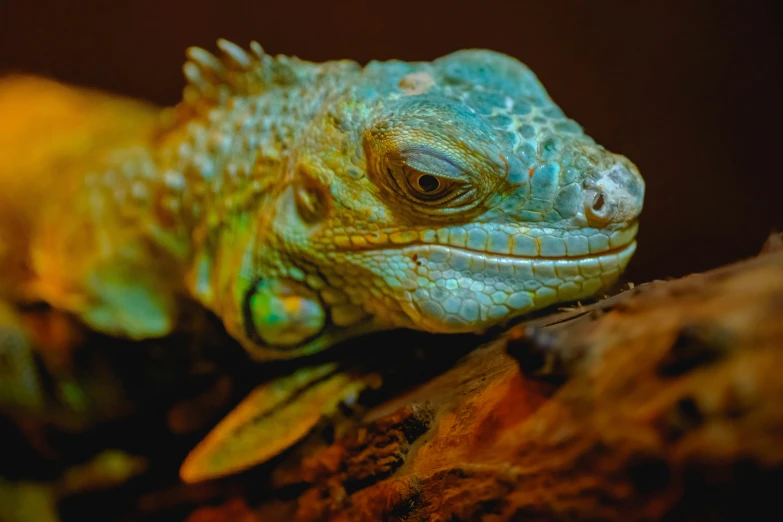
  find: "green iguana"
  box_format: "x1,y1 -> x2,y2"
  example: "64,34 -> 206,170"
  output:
0,40 -> 644,483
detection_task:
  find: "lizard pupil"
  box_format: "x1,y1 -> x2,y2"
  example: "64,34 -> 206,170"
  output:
417,174 -> 440,193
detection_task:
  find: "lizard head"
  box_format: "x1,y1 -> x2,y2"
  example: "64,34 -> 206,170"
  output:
184,45 -> 644,360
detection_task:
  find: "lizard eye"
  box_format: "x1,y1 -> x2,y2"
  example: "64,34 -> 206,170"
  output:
395,165 -> 454,202
383,150 -> 465,206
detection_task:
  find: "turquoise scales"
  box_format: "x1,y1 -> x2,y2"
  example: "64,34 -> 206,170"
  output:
8,39 -> 645,361
179,40 -> 644,360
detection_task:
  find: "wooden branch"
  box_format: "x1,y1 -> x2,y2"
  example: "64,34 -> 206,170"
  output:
190,236 -> 783,521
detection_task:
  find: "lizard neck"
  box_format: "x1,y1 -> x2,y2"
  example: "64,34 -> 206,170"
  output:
143,102 -> 285,321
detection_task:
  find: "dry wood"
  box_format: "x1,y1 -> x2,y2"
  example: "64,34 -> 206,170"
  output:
187,236 -> 783,521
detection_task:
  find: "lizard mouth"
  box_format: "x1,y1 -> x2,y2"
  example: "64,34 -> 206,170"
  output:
330,222 -> 639,261
311,223 -> 639,335
382,235 -> 639,331
404,238 -> 636,262
395,238 -> 638,276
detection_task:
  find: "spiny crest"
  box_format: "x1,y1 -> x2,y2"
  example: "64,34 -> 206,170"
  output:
182,39 -> 315,106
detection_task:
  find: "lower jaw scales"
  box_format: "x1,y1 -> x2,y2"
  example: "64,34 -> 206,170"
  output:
400,241 -> 636,332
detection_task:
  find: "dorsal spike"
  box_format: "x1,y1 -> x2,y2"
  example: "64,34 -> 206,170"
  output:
249,41 -> 265,59
217,38 -> 252,69
181,40 -> 320,108
186,47 -> 226,77
182,61 -> 207,89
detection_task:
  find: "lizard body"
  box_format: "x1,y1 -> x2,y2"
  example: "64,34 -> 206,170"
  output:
0,41 -> 644,481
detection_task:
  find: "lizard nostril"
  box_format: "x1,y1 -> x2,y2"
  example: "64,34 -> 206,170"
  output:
592,193 -> 605,211
584,162 -> 645,227
584,189 -> 613,227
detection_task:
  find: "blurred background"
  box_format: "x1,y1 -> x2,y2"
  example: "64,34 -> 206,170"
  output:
0,0 -> 780,283
0,3 -> 781,520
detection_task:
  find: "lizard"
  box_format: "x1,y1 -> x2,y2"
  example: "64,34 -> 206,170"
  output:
0,40 -> 645,483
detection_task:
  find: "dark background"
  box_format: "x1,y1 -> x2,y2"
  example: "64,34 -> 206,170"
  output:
1,0 -> 780,283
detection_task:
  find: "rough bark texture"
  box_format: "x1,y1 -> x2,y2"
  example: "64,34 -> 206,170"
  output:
188,236 -> 783,521
3,240 -> 782,522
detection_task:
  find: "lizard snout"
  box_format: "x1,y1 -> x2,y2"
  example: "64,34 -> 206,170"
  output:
583,161 -> 645,228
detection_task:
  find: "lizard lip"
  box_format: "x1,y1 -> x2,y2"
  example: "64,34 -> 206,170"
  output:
393,239 -> 638,266
337,222 -> 639,260
423,239 -> 637,262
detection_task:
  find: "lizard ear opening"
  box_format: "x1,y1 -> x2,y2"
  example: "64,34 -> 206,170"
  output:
293,166 -> 330,224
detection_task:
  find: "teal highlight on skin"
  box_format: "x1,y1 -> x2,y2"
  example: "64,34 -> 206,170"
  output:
247,280 -> 326,347
531,163 -> 560,200
553,183 -> 581,218
249,284 -> 284,325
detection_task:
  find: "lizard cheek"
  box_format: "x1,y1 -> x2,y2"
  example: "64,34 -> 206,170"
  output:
242,279 -> 326,348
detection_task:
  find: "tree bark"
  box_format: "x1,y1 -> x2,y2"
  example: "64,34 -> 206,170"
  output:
189,235 -> 783,521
